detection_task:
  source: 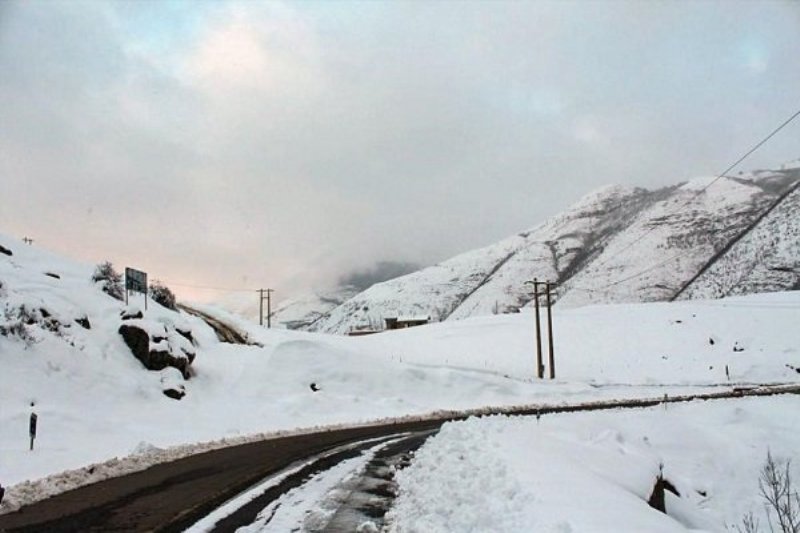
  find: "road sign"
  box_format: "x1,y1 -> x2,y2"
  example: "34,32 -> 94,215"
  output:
125,268 -> 148,294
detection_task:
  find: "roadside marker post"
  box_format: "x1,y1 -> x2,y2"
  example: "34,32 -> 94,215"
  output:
29,411 -> 37,451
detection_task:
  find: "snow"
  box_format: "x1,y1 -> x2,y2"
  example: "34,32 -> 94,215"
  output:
305,165 -> 799,333
185,435 -> 399,533
1,231 -> 798,522
680,183 -> 800,299
230,437 -> 398,532
388,396 -> 800,532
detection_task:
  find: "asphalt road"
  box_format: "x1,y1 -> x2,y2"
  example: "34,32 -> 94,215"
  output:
1,384 -> 797,532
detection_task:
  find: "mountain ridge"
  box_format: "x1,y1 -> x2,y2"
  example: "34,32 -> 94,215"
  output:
306,163 -> 800,334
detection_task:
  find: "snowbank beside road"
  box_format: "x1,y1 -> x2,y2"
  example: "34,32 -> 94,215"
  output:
389,396 -> 800,532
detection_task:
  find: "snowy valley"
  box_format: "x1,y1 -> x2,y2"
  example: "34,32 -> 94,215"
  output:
1,228 -> 799,531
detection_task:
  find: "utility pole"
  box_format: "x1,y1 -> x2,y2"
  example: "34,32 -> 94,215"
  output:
546,281 -> 555,379
258,289 -> 274,328
266,289 -> 273,328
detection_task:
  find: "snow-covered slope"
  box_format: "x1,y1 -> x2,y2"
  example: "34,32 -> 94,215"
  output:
678,179 -> 800,299
2,232 -> 798,514
310,185 -> 660,334
310,164 -> 800,334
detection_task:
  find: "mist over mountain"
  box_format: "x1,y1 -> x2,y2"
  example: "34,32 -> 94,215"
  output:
304,160 -> 800,334
338,261 -> 421,292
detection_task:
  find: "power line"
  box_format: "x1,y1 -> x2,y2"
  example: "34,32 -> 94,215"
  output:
589,107 -> 800,272
159,280 -> 258,293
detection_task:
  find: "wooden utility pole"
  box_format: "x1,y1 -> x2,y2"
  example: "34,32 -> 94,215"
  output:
546,281 -> 555,379
258,289 -> 274,328
533,278 -> 544,379
266,289 -> 273,328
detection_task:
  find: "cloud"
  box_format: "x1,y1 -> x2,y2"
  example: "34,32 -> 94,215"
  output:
1,0 -> 799,302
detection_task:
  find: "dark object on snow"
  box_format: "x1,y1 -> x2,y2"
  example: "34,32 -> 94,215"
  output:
786,364 -> 800,374
709,337 -> 715,345
310,383 -> 321,392
733,342 -> 744,352
75,316 -> 91,330
175,326 -> 195,345
163,385 -> 186,400
648,475 -> 680,513
118,323 -> 191,378
149,281 -> 177,311
92,262 -> 124,301
120,308 -> 144,321
0,482 -> 4,504
0,244 -> 11,256
44,272 -> 60,279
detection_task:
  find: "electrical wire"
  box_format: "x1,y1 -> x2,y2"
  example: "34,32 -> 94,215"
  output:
158,280 -> 258,293
588,108 -> 800,272
563,107 -> 800,297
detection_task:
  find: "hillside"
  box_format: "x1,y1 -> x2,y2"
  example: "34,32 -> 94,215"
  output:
309,164 -> 800,334
2,230 -> 799,519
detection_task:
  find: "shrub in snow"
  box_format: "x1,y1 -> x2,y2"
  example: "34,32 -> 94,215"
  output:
0,304 -> 65,344
149,280 -> 177,311
737,452 -> 800,533
91,261 -> 124,301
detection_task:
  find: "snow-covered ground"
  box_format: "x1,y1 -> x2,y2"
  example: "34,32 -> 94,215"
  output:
388,396 -> 800,532
1,232 -> 798,522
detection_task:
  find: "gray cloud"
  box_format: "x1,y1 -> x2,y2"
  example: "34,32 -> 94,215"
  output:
1,0 -> 799,301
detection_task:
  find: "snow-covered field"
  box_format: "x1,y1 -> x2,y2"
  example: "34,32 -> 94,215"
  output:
389,396 -> 800,533
1,232 -> 798,523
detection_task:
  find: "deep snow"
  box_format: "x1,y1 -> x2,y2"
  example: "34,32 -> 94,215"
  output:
1,232 -> 798,523
388,396 -> 800,532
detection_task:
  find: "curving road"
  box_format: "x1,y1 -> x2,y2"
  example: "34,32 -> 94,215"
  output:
0,385 -> 797,532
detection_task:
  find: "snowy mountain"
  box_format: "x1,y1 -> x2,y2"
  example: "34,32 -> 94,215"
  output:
309,164 -> 800,334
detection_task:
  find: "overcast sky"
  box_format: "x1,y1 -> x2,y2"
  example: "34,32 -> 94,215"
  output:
1,0 -> 798,302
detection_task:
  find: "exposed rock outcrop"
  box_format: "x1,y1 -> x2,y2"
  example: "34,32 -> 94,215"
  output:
118,319 -> 196,379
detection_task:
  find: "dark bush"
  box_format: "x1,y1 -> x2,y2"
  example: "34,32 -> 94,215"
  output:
149,280 -> 177,311
92,262 -> 124,301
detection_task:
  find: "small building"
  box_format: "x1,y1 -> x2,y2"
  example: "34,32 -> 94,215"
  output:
348,323 -> 380,336
384,315 -> 430,330
347,328 -> 380,337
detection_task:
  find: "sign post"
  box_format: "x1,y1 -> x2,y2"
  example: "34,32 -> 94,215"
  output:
125,267 -> 148,310
29,411 -> 37,451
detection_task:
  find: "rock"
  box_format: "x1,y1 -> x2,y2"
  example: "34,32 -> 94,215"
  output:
160,368 -> 186,400
118,323 -> 190,378
163,385 -> 186,400
44,272 -> 60,279
120,307 -> 144,320
74,316 -> 91,329
648,475 -> 680,513
0,244 -> 11,256
175,326 -> 195,345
